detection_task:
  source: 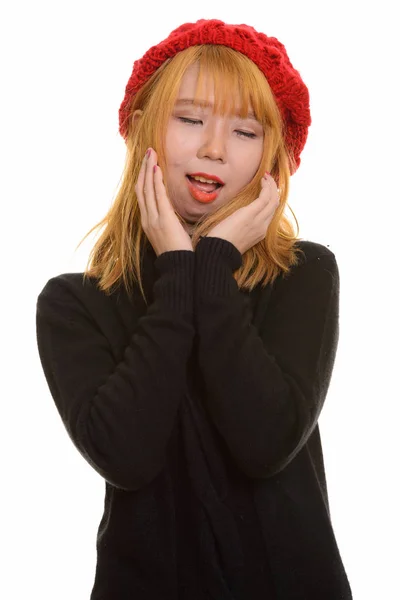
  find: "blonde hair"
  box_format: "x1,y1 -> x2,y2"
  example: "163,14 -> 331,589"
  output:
77,44 -> 305,304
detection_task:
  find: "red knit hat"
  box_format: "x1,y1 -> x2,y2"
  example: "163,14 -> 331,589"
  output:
119,19 -> 311,174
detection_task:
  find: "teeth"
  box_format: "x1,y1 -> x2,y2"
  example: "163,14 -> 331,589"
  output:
190,175 -> 220,184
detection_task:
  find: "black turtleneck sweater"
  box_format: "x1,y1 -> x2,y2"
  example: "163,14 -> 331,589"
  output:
35,235 -> 353,599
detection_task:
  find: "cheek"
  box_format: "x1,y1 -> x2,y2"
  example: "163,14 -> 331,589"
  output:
165,133 -> 190,167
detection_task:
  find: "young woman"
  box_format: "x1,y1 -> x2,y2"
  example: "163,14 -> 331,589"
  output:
36,18 -> 353,599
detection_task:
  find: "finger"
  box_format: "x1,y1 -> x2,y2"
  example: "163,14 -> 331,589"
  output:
250,178 -> 277,221
263,173 -> 280,198
153,165 -> 166,209
153,165 -> 174,213
143,150 -> 159,221
261,176 -> 280,204
135,151 -> 149,220
261,179 -> 280,221
250,177 -> 272,211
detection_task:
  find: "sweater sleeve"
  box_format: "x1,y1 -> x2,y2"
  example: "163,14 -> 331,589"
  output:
194,236 -> 340,479
36,250 -> 195,491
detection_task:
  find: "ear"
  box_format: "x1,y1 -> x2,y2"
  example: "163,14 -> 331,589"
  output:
132,109 -> 143,128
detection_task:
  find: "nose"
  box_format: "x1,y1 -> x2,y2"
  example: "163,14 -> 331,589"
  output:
197,122 -> 227,163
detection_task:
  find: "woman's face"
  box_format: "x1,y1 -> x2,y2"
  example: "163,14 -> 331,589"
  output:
163,63 -> 265,234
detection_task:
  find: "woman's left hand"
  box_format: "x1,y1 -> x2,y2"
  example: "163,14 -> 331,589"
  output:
205,174 -> 280,255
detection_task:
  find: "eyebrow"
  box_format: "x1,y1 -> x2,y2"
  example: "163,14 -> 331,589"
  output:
175,98 -> 258,121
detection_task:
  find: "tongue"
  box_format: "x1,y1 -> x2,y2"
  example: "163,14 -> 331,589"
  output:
188,176 -> 219,192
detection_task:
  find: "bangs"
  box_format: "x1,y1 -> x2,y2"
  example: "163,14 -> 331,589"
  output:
191,46 -> 267,126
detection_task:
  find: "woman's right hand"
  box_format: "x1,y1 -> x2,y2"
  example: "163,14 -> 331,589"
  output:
135,148 -> 194,256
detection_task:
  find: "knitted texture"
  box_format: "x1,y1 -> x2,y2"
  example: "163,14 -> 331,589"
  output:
118,19 -> 312,174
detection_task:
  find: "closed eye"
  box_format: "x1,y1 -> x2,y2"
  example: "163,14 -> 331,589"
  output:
177,117 -> 257,139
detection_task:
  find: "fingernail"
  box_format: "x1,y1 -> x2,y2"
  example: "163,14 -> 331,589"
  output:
146,148 -> 151,158
264,171 -> 271,177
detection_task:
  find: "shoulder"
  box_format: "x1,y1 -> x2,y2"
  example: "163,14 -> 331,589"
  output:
37,272 -> 97,300
36,272 -> 108,315
35,271 -> 126,342
293,239 -> 337,267
271,239 -> 339,294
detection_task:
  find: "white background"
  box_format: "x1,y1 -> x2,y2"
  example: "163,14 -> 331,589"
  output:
1,1 -> 399,598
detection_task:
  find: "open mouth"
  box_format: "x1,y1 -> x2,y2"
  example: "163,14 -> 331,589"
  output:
186,175 -> 223,192
185,175 -> 224,203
